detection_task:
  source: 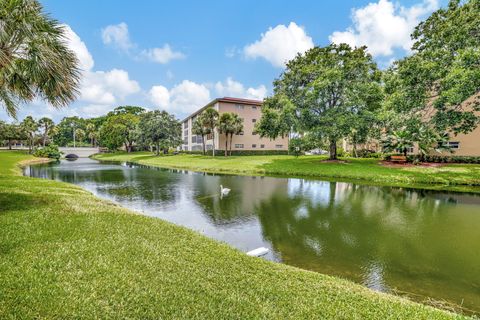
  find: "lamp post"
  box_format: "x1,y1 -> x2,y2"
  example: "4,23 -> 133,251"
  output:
71,123 -> 76,148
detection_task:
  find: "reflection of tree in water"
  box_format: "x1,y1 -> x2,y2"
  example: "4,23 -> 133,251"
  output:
192,175 -> 289,226
256,180 -> 480,310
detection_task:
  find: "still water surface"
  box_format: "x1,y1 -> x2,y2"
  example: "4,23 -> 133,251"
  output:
25,158 -> 480,314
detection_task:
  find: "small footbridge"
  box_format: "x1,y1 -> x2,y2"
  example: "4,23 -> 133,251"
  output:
59,147 -> 100,158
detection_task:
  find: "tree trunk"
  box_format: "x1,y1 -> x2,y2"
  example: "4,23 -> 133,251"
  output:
124,142 -> 130,153
201,135 -> 206,155
403,148 -> 407,157
329,140 -> 337,160
224,134 -> 228,157
8,139 -> 12,150
352,143 -> 357,158
43,134 -> 47,147
155,143 -> 160,156
229,133 -> 233,156
212,133 -> 215,157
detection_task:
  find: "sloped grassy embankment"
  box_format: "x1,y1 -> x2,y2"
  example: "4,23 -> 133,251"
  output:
0,151 -> 463,319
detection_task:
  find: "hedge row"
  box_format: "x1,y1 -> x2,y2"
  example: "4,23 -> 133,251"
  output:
182,150 -> 290,156
407,154 -> 480,164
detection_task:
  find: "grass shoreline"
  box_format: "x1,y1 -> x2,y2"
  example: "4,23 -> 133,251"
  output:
92,152 -> 480,194
0,150 -> 465,318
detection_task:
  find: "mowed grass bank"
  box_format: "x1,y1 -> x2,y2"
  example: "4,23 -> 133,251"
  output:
93,152 -> 480,192
0,150 -> 463,319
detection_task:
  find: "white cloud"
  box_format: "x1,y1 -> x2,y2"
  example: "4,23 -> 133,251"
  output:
63,25 -> 94,71
101,22 -> 133,52
142,44 -> 185,64
149,80 -> 210,114
214,77 -> 267,100
149,85 -> 170,108
64,25 -> 140,109
329,0 -> 439,57
244,22 -> 314,67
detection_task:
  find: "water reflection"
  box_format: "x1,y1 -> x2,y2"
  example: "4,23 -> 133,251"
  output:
26,158 -> 480,314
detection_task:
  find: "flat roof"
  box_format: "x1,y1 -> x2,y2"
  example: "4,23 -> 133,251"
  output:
181,97 -> 263,122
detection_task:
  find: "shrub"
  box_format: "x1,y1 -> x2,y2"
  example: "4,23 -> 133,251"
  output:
407,154 -> 480,164
181,150 -> 290,156
288,138 -> 305,157
33,144 -> 62,159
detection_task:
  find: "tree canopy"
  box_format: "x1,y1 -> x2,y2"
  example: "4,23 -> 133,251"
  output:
256,44 -> 383,159
136,110 -> 181,155
0,0 -> 80,118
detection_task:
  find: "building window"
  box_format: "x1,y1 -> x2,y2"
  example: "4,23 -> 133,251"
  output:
236,131 -> 244,135
252,131 -> 257,135
445,141 -> 460,149
260,144 -> 265,148
252,106 -> 257,110
235,144 -> 244,149
235,104 -> 244,110
183,138 -> 188,144
252,118 -> 257,123
206,133 -> 213,140
275,145 -> 283,149
183,129 -> 188,137
397,147 -> 414,153
183,121 -> 189,129
252,144 -> 257,148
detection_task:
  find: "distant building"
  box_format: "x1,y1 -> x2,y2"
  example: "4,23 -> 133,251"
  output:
181,97 -> 289,152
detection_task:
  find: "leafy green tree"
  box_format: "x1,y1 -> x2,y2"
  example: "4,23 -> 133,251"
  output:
38,117 -> 55,147
0,122 -> 24,149
385,0 -> 480,137
218,113 -> 235,156
136,110 -> 181,156
53,117 -> 85,146
99,114 -> 139,152
201,108 -> 219,157
107,106 -> 146,116
20,116 -> 39,153
98,123 -> 125,151
0,0 -> 80,118
257,44 -> 383,160
192,115 -> 211,155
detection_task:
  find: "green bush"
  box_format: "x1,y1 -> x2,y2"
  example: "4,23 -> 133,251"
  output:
407,154 -> 480,164
288,138 -> 305,157
181,150 -> 290,156
33,144 -> 62,160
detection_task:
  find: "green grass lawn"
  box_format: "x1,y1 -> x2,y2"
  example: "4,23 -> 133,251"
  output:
93,152 -> 480,193
0,150 -> 464,319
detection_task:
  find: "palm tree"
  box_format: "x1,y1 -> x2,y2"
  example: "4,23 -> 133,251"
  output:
0,0 -> 80,118
218,113 -> 234,156
20,116 -> 39,153
192,116 -> 210,155
229,114 -> 243,156
38,117 -> 54,146
381,130 -> 415,157
86,123 -> 97,147
202,107 -> 219,157
74,128 -> 85,145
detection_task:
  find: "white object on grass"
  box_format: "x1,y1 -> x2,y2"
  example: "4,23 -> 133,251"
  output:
247,247 -> 269,257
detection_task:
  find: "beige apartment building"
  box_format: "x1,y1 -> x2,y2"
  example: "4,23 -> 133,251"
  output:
181,97 -> 289,152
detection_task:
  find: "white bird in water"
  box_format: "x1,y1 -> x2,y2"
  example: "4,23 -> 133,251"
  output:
220,185 -> 231,196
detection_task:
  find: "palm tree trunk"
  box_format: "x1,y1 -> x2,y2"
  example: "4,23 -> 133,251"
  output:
212,133 -> 215,157
201,135 -> 206,155
225,134 -> 228,157
229,133 -> 233,156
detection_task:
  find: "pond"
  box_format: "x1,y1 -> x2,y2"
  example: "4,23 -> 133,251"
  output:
25,158 -> 480,314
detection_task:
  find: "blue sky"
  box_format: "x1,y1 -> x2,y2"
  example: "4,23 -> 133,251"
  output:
1,0 -> 447,122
